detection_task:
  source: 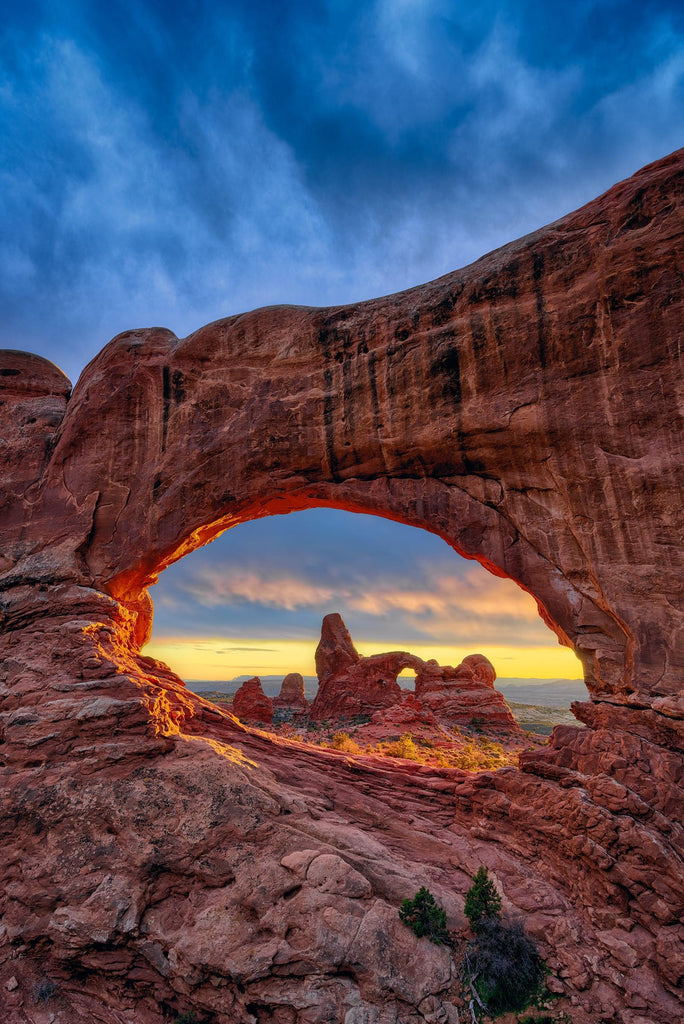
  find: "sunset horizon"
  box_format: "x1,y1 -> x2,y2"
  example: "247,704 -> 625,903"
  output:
145,633 -> 583,685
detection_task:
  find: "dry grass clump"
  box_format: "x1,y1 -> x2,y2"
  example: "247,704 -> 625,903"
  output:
361,732 -> 516,770
447,738 -> 515,770
273,720 -> 521,772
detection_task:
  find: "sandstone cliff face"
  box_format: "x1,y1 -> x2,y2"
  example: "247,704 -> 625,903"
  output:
0,151 -> 683,1023
3,152 -> 683,701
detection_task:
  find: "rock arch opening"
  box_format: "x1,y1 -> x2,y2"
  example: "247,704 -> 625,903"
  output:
144,507 -> 585,760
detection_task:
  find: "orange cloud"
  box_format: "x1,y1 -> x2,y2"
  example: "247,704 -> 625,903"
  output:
180,563 -> 542,643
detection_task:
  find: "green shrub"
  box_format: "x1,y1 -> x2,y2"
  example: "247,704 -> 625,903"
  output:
464,866 -> 502,931
399,886 -> 450,945
462,917 -> 545,1015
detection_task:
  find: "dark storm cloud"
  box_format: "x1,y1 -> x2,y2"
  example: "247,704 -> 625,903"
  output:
1,0 -> 682,381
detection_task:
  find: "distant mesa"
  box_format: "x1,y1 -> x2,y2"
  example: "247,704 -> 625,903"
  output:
232,612 -> 521,737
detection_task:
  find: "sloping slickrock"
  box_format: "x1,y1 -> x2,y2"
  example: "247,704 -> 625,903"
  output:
0,151 -> 683,1022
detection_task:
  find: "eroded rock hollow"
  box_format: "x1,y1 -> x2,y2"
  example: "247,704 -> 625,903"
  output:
0,150 -> 682,1022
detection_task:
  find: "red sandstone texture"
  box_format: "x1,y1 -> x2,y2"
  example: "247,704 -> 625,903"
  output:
311,612 -> 406,719
0,151 -> 683,1022
273,671 -> 309,712
308,612 -> 520,734
232,676 -> 274,725
414,654 -> 519,732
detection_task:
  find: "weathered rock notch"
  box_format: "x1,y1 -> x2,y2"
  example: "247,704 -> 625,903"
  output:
0,150 -> 683,1023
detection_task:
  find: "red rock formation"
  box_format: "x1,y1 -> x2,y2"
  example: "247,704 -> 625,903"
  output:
416,654 -> 521,732
273,671 -> 308,711
311,613 -> 520,733
310,613 -> 409,719
232,676 -> 273,725
367,692 -> 441,741
0,151 -> 683,1022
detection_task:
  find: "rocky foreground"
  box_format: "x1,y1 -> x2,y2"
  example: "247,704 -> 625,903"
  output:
1,150 -> 683,1022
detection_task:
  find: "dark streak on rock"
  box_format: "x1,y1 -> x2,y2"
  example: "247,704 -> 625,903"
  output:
432,340 -> 462,405
161,366 -> 170,453
469,313 -> 487,364
533,253 -> 548,370
322,366 -> 338,481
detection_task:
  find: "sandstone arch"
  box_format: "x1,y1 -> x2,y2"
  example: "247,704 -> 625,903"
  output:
1,151 -> 683,1023
2,152 -> 682,710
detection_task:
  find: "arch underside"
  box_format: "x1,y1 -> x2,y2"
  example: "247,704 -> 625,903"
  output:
128,478 -> 626,699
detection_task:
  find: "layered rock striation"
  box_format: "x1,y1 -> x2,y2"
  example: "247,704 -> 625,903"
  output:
1,151 -> 683,1022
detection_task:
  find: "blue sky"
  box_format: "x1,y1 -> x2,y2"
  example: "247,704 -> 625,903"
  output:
2,1 -> 682,676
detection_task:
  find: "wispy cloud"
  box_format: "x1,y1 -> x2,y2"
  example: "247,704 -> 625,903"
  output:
184,568 -> 337,612
154,510 -> 551,649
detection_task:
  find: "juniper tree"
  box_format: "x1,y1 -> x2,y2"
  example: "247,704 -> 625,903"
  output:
464,866 -> 502,932
399,886 -> 450,945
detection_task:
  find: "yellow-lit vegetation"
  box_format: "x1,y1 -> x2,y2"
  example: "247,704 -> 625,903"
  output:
360,731 -> 518,770
262,718 -> 533,772
331,731 -> 361,753
377,733 -> 423,761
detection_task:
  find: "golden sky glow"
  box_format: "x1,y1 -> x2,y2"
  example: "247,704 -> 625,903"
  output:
144,635 -> 583,682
